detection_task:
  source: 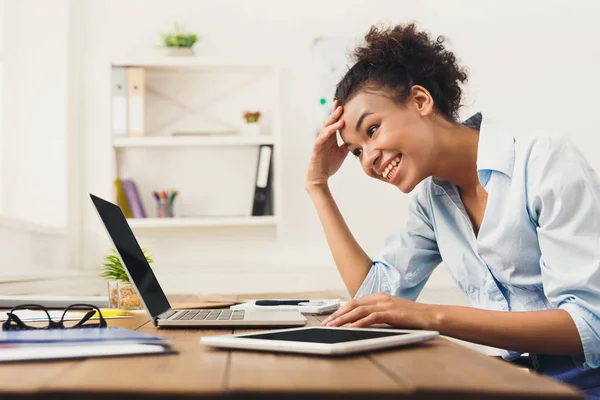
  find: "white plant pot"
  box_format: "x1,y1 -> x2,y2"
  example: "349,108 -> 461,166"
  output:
164,47 -> 195,56
241,123 -> 261,136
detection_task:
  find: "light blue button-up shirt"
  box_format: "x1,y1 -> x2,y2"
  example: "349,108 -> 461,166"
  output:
356,113 -> 600,369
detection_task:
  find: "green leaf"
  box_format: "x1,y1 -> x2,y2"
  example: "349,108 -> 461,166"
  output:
99,247 -> 154,283
161,23 -> 199,48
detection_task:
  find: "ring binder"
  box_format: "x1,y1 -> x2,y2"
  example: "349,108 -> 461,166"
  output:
111,67 -> 128,137
126,67 -> 146,137
252,145 -> 273,216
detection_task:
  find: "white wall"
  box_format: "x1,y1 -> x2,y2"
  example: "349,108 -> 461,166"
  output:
0,0 -> 71,278
76,0 -> 600,295
0,0 -> 4,212
0,216 -> 67,276
2,0 -> 69,228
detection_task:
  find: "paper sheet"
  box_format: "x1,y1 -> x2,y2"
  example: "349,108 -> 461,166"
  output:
0,310 -> 130,322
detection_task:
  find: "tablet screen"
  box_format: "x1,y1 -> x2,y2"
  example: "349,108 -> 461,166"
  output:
241,328 -> 408,344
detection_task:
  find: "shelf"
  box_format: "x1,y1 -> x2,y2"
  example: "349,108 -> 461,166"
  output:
111,57 -> 275,70
113,135 -> 275,148
126,216 -> 277,229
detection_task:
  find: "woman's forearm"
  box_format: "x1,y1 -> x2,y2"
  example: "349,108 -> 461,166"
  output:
428,305 -> 583,356
307,184 -> 372,297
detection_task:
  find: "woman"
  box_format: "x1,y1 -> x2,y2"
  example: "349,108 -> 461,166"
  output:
306,23 -> 600,397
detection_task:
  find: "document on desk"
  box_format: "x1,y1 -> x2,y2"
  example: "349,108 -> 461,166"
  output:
0,327 -> 176,362
0,327 -> 167,345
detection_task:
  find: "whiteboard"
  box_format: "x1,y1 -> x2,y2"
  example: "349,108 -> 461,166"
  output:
311,36 -> 358,136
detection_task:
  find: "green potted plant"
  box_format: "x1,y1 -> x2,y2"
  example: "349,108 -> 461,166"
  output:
160,23 -> 200,56
242,111 -> 262,136
100,248 -> 154,310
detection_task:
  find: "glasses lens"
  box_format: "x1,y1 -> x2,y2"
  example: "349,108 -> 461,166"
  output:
61,304 -> 104,329
6,304 -> 52,330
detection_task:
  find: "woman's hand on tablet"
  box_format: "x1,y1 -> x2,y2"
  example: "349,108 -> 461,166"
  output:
322,292 -> 434,329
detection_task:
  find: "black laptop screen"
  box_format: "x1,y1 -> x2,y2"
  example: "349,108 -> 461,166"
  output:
90,194 -> 171,318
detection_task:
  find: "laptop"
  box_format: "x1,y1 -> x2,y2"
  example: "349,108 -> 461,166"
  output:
90,194 -> 307,328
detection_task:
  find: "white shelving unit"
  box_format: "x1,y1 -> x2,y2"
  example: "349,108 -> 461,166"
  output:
113,135 -> 275,148
127,216 -> 277,229
110,57 -> 281,230
111,57 -> 274,70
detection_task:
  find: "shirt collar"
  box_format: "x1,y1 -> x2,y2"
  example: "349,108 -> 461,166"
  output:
432,113 -> 515,195
476,113 -> 515,182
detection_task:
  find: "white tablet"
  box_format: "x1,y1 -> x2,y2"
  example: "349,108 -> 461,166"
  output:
200,326 -> 439,355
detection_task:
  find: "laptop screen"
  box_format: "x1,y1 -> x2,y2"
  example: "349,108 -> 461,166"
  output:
90,194 -> 171,318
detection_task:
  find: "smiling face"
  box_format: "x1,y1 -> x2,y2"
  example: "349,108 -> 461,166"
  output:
339,87 -> 438,193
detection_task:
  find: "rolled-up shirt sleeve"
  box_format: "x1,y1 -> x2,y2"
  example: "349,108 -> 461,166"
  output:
355,182 -> 442,301
528,136 -> 600,369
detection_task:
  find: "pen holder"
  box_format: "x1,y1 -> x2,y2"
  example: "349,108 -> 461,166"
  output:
153,190 -> 178,218
156,202 -> 174,218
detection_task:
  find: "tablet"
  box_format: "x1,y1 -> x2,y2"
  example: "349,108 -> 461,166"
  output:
200,326 -> 439,355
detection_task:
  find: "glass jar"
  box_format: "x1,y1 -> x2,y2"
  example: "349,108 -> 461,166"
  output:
117,281 -> 143,310
107,280 -> 119,308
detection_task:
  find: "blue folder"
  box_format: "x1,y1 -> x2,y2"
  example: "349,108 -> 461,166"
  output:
0,327 -> 169,346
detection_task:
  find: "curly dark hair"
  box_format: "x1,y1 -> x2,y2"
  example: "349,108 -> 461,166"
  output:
334,23 -> 468,122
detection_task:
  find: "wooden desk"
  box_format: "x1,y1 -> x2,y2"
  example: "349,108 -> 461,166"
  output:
0,292 -> 583,399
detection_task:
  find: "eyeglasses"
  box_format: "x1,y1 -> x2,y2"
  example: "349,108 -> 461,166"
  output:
2,303 -> 108,331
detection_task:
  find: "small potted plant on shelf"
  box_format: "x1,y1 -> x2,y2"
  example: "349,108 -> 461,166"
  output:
160,23 -> 200,56
242,111 -> 262,136
100,248 -> 154,310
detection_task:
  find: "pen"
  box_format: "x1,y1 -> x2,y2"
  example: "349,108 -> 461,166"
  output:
255,300 -> 310,306
92,309 -> 130,318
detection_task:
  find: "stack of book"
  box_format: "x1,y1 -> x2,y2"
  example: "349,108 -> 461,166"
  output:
0,327 -> 175,363
114,178 -> 147,218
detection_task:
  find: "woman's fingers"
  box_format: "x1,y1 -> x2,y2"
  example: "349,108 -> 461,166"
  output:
323,297 -> 369,324
321,105 -> 343,131
315,119 -> 344,145
348,312 -> 387,328
322,101 -> 341,128
316,102 -> 344,147
322,301 -> 354,324
324,306 -> 377,327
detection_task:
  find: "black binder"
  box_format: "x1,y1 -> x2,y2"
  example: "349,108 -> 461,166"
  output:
252,145 -> 274,216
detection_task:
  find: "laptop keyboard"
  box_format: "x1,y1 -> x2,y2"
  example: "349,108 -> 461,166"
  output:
170,309 -> 245,321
